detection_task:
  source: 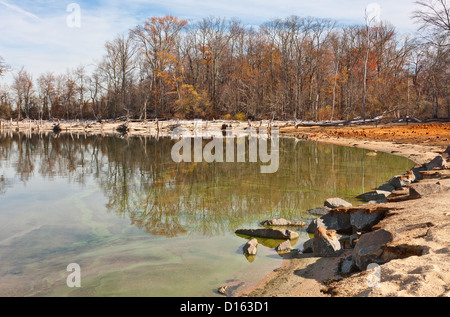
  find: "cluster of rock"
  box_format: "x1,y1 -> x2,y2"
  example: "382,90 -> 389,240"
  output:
302,197 -> 392,267
235,218 -> 306,258
302,147 -> 450,276
234,147 -> 450,278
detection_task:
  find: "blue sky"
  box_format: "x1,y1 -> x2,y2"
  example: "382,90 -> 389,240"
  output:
0,0 -> 422,84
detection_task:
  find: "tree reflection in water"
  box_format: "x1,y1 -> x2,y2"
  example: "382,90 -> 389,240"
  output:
0,132 -> 414,238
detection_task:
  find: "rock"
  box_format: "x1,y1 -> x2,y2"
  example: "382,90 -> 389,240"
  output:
235,228 -> 299,240
302,238 -> 313,253
419,169 -> 450,180
409,181 -> 450,196
349,233 -> 362,248
336,234 -> 352,249
356,190 -> 391,202
411,165 -> 426,181
377,183 -> 395,192
243,238 -> 258,255
387,187 -> 422,202
261,218 -> 306,227
350,208 -> 387,233
324,198 -> 352,209
426,155 -> 449,170
312,228 -> 343,257
443,146 -> 450,159
218,285 -> 228,295
340,255 -> 357,275
306,212 -> 352,234
275,240 -> 292,252
307,206 -> 331,216
388,171 -> 415,189
352,229 -> 394,271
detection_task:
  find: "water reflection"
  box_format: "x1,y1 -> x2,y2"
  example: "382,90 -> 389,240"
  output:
0,132 -> 414,238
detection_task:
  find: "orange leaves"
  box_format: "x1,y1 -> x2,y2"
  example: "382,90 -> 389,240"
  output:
175,84 -> 212,119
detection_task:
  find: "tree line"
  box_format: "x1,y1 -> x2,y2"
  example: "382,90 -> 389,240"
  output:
0,0 -> 448,122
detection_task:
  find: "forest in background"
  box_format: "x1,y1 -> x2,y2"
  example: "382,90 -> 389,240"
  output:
0,0 -> 448,122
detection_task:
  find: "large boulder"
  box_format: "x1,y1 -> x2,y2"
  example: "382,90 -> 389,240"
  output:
350,208 -> 387,233
426,155 -> 449,170
352,229 -> 394,271
302,238 -> 313,253
235,228 -> 299,240
356,190 -> 391,203
324,198 -> 352,209
387,187 -> 422,202
409,181 -> 450,196
377,183 -> 395,192
307,206 -> 331,216
306,212 -> 352,234
312,228 -> 343,257
443,146 -> 450,160
388,170 -> 415,189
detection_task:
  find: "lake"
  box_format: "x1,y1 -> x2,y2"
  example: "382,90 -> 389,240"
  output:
0,132 -> 414,296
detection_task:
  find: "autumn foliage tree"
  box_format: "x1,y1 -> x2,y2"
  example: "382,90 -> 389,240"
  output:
0,10 -> 448,121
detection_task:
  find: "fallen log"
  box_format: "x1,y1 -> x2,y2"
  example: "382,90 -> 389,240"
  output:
294,108 -> 405,128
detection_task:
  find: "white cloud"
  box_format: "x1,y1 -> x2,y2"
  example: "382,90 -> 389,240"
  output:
0,0 -> 40,21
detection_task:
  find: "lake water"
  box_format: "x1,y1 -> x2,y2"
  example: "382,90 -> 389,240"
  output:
0,132 -> 414,296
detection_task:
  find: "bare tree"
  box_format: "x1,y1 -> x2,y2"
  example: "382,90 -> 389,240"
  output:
0,56 -> 10,77
37,72 -> 56,120
412,0 -> 450,33
12,67 -> 34,120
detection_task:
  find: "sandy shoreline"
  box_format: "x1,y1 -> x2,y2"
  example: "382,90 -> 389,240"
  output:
238,122 -> 450,297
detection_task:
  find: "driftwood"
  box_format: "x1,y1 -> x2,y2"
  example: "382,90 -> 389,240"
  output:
294,108 -> 406,128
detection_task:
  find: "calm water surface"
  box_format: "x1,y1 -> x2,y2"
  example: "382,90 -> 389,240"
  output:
0,133 -> 414,296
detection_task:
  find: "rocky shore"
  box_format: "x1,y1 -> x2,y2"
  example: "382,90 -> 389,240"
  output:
237,123 -> 450,297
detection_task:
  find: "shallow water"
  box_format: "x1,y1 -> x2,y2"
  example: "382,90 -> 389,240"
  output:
0,133 -> 414,296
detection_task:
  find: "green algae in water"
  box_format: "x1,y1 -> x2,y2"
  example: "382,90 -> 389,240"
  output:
0,133 -> 414,296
